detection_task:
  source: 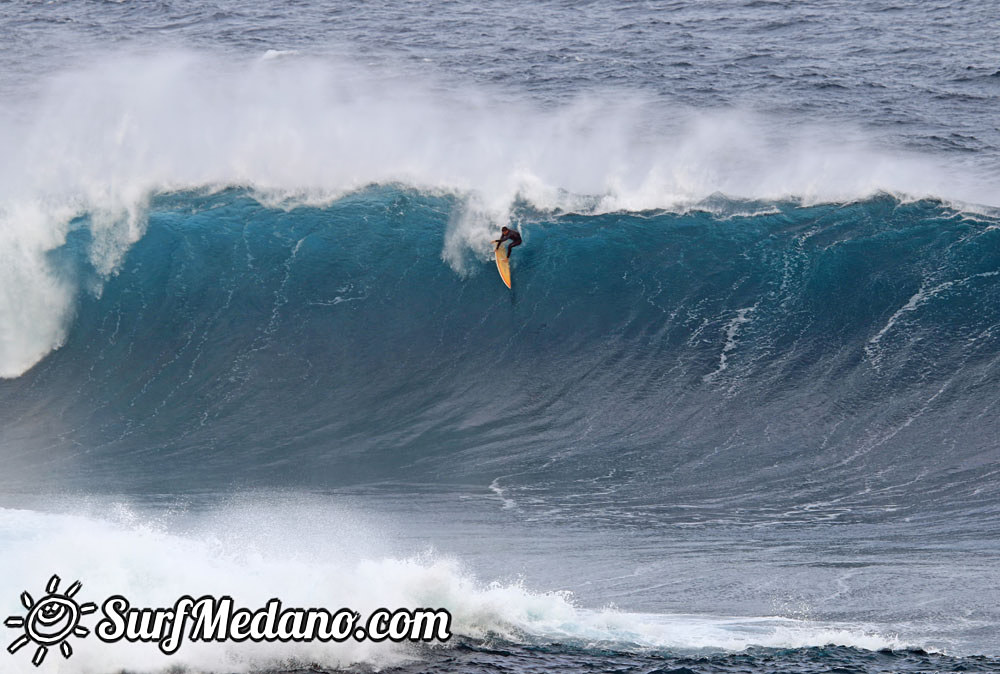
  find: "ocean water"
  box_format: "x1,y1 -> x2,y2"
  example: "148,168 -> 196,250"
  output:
2,1 -> 1000,672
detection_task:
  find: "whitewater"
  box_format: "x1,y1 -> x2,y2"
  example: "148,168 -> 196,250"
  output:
2,1 -> 1000,673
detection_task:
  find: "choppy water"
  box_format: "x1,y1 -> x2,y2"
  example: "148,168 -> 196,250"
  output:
1,1 -> 1000,672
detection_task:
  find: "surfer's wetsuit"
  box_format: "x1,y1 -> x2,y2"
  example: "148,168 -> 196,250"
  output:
496,228 -> 522,257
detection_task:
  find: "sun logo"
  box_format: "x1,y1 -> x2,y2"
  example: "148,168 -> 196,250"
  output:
5,575 -> 97,667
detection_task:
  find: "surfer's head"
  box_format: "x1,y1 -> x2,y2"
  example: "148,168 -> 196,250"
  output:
501,227 -> 509,233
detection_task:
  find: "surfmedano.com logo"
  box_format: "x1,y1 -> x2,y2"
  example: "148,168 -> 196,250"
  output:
6,574 -> 452,667
5,575 -> 97,667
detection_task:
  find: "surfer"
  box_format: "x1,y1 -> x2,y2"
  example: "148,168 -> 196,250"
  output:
494,226 -> 522,258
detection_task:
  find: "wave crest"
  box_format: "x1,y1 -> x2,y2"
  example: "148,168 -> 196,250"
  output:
1,51 -> 995,376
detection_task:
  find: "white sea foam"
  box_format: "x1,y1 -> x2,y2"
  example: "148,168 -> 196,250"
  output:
0,49 -> 994,377
865,270 -> 1000,365
0,500 -> 907,673
704,304 -> 758,382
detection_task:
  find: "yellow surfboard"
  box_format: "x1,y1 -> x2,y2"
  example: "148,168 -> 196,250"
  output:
494,244 -> 512,289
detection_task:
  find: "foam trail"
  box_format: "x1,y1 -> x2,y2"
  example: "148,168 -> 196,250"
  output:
704,304 -> 757,382
0,50 -> 993,377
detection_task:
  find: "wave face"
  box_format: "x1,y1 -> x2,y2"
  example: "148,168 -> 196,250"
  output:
4,188 -> 1000,521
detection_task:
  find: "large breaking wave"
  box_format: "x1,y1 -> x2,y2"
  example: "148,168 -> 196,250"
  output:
2,51 -> 999,517
2,184 -> 1000,520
